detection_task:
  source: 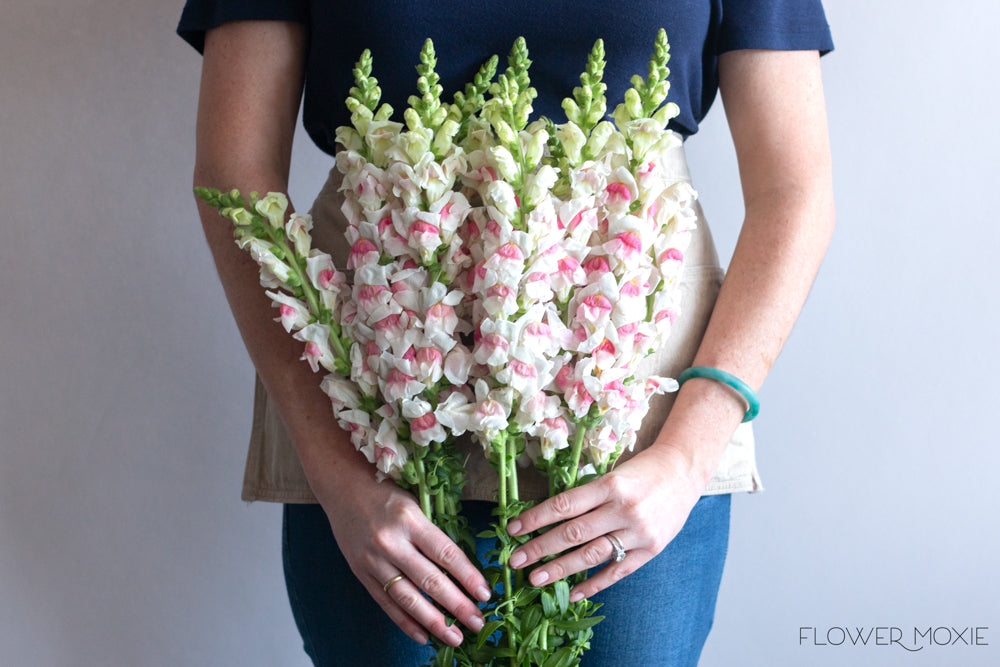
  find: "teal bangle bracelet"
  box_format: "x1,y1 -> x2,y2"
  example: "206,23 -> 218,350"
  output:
677,366 -> 760,423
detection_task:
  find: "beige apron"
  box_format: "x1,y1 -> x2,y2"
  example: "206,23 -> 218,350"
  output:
241,143 -> 763,503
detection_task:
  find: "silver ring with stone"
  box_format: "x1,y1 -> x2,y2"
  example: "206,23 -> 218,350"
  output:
605,533 -> 626,562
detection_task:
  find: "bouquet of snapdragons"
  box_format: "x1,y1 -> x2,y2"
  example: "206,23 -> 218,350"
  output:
196,29 -> 697,666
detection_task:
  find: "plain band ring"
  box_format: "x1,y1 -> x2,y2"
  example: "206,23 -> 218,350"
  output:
604,533 -> 626,562
383,573 -> 407,593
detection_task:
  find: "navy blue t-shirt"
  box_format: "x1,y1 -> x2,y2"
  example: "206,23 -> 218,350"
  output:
178,1 -> 832,156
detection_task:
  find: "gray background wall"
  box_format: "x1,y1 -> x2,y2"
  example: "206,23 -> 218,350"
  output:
1,1 -> 996,665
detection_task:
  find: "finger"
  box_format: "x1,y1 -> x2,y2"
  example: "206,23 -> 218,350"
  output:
522,531 -> 623,586
362,575 -> 430,646
382,572 -> 468,647
507,480 -> 608,537
396,548 -> 486,636
568,550 -> 650,603
413,524 -> 493,604
508,507 -> 619,570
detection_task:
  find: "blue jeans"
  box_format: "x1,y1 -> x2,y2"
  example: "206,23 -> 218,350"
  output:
282,494 -> 730,666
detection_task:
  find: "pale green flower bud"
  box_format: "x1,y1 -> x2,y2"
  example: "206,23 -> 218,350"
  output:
494,119 -> 517,146
255,192 -> 288,228
335,126 -> 363,152
523,127 -> 549,167
525,119 -> 548,135
481,99 -> 503,128
403,107 -> 422,132
430,106 -> 449,129
432,118 -> 460,156
585,120 -> 615,157
652,102 -> 681,127
226,207 -> 255,227
373,103 -> 394,122
489,145 -> 520,181
555,122 -> 586,165
524,164 -> 558,208
624,88 -> 643,120
586,99 -> 607,128
611,103 -> 631,133
562,98 -> 582,127
350,106 -> 373,136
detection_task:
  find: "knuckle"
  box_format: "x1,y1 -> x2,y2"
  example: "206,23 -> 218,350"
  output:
603,473 -> 629,498
551,493 -> 575,518
547,562 -> 566,581
635,523 -> 657,545
397,502 -> 424,526
370,529 -> 394,553
419,571 -> 447,597
583,542 -> 606,566
395,590 -> 422,614
436,542 -> 462,568
563,521 -> 587,545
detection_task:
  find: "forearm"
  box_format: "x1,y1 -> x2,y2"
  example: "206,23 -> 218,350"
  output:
193,166 -> 375,504
646,48 -> 835,490
652,190 -> 835,489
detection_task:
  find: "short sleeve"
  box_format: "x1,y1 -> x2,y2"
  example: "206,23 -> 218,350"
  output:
176,0 -> 309,54
718,0 -> 834,55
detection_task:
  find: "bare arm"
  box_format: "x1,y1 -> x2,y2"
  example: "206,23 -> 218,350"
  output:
193,21 -> 488,647
507,49 -> 835,598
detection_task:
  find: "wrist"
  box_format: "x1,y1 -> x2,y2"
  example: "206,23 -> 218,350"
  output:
649,378 -> 746,491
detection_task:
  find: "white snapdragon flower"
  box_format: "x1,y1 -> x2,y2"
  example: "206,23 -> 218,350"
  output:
402,398 -> 447,446
237,237 -> 294,284
285,212 -> 313,258
293,323 -> 336,373
255,192 -> 288,228
435,390 -> 475,436
266,291 -> 311,333
319,374 -> 361,410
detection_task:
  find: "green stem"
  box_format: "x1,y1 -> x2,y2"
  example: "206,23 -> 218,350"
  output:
269,226 -> 322,318
495,434 -> 517,664
414,450 -> 433,520
567,424 -> 588,489
508,434 -> 524,592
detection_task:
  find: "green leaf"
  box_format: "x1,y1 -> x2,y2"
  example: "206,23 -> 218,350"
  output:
476,619 -> 505,648
554,580 -> 570,615
541,591 -> 557,618
516,623 -> 544,663
552,615 -> 605,632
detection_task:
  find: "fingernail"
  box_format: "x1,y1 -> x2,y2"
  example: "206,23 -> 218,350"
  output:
414,631 -> 428,645
509,551 -> 526,568
570,591 -> 584,603
448,627 -> 463,645
531,570 -> 549,585
507,519 -> 522,535
476,586 -> 492,602
468,615 -> 485,632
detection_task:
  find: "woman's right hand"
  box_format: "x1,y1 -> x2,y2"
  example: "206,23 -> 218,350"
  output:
317,475 -> 491,647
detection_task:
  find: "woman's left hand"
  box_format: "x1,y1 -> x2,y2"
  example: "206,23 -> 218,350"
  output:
505,443 -> 704,602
